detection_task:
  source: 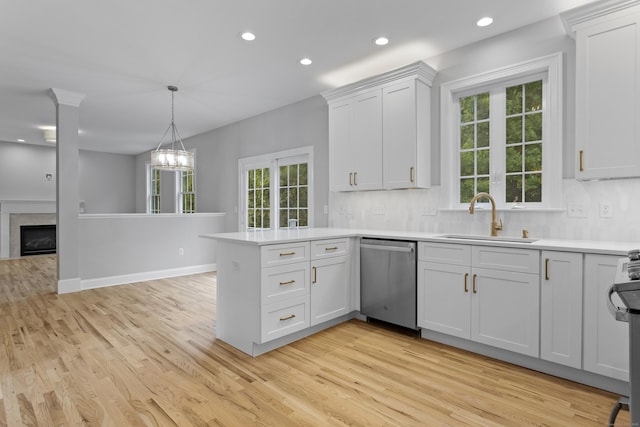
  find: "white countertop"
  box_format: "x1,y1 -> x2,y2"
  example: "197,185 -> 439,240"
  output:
201,227 -> 639,256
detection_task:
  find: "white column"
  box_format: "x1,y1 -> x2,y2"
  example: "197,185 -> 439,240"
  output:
49,88 -> 85,294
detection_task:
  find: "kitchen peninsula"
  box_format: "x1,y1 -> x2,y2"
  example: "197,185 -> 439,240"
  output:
204,227 -> 637,395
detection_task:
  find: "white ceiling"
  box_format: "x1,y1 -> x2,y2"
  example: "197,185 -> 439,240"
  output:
0,0 -> 597,155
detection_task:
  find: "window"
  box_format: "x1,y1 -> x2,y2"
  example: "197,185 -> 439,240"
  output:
239,147 -> 313,230
148,165 -> 161,214
441,53 -> 562,209
178,168 -> 196,214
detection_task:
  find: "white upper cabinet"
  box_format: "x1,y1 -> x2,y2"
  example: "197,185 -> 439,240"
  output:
323,61 -> 436,191
563,1 -> 640,179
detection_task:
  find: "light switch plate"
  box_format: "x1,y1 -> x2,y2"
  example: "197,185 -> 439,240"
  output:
599,201 -> 613,218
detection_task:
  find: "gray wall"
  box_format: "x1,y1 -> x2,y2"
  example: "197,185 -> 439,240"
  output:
135,95 -> 330,231
0,141 -> 136,213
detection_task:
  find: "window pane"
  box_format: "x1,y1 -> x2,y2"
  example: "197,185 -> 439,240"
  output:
299,163 -> 308,185
460,96 -> 474,123
525,143 -> 542,172
264,188 -> 270,208
288,209 -> 298,220
263,209 -> 271,228
506,85 -> 523,115
460,151 -> 474,176
477,122 -> 490,148
290,164 -> 298,186
299,186 -> 308,208
256,190 -> 262,208
299,209 -> 308,227
460,178 -> 474,203
506,116 -> 522,144
477,177 -> 490,194
256,169 -> 262,187
279,166 -> 287,187
506,175 -> 522,203
477,149 -> 490,175
289,188 -> 298,207
460,125 -> 474,149
525,174 -> 542,202
263,168 -> 270,187
248,210 -> 255,228
506,145 -> 523,173
248,189 -> 255,208
248,170 -> 254,189
279,209 -> 288,228
477,93 -> 490,120
525,113 -> 542,142
279,188 -> 288,208
525,80 -> 543,112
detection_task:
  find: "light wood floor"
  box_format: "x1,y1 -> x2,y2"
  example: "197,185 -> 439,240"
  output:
0,255 -> 630,426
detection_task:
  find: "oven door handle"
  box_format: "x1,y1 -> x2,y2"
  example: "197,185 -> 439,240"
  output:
607,284 -> 629,322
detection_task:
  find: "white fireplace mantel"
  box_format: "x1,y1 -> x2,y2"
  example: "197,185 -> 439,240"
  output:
0,200 -> 56,258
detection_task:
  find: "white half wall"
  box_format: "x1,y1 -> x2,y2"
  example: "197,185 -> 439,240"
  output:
72,212 -> 226,293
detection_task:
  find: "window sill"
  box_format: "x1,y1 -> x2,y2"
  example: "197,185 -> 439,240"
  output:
439,207 -> 565,213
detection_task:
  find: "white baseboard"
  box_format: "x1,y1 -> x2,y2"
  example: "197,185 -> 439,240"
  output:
58,277 -> 82,294
79,263 -> 216,291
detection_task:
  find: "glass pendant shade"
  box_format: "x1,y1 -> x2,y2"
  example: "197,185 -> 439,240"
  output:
151,86 -> 194,172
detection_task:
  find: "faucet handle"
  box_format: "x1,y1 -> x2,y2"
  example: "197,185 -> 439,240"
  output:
496,218 -> 503,230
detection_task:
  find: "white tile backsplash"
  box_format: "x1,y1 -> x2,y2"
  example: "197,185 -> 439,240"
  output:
328,178 -> 639,242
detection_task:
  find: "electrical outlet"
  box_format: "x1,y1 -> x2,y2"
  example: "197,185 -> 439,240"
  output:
599,201 -> 613,218
178,248 -> 184,256
374,206 -> 385,215
421,205 -> 437,216
567,203 -> 587,218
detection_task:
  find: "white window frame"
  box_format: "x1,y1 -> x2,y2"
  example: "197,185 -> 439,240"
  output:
146,163 -> 161,214
176,150 -> 196,214
440,52 -> 563,210
238,146 -> 314,231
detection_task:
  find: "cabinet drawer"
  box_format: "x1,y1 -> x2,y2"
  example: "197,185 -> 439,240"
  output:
261,263 -> 309,305
419,242 -> 471,265
261,296 -> 310,343
472,246 -> 539,274
311,238 -> 350,260
261,242 -> 310,267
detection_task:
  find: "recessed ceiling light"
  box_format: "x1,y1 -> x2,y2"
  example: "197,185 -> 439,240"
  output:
477,17 -> 493,27
374,37 -> 389,46
17,139 -> 25,142
300,57 -> 312,66
241,32 -> 256,41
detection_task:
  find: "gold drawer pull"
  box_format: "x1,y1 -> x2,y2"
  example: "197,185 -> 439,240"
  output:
279,314 -> 296,321
410,166 -> 415,183
472,274 -> 477,294
464,273 -> 469,293
325,247 -> 338,251
279,280 -> 296,286
312,266 -> 317,284
579,150 -> 584,172
279,252 -> 295,257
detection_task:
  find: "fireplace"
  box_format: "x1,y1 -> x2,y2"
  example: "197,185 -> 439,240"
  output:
20,224 -> 56,256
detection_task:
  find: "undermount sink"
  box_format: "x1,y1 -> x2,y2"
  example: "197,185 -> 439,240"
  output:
437,234 -> 538,243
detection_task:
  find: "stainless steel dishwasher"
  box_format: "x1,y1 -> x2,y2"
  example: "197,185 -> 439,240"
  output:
360,238 -> 417,330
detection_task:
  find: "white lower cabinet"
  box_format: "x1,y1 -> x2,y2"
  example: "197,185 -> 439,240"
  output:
311,256 -> 350,326
540,251 -> 583,369
583,254 -> 629,381
418,242 -> 540,357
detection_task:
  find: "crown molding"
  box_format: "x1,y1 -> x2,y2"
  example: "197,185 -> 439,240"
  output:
321,60 -> 437,102
561,0 -> 640,37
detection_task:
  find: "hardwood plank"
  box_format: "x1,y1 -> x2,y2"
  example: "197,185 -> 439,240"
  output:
0,255 -> 631,426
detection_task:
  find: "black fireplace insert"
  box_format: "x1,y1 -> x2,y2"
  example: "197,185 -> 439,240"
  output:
20,224 -> 56,256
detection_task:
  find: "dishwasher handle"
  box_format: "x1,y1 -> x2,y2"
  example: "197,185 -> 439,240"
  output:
360,243 -> 414,253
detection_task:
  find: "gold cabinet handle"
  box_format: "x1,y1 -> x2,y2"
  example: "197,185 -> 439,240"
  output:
325,246 -> 338,251
472,274 -> 477,294
545,258 -> 550,281
410,166 -> 415,183
279,251 -> 295,257
279,314 -> 296,321
279,279 -> 296,286
579,150 -> 584,172
464,273 -> 469,293
353,172 -> 358,186
312,266 -> 317,284
349,172 -> 353,186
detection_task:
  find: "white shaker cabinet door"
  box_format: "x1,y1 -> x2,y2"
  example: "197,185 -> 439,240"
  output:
583,254 -> 629,381
540,251 -> 583,369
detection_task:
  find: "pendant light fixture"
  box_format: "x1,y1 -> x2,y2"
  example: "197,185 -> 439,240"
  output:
150,85 -> 194,171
